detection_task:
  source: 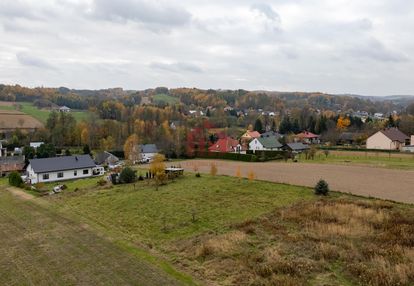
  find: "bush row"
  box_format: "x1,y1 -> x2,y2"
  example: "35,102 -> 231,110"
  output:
195,151 -> 258,162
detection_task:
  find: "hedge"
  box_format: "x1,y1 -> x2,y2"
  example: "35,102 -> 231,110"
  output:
246,150 -> 289,161
318,146 -> 402,153
195,151 -> 258,162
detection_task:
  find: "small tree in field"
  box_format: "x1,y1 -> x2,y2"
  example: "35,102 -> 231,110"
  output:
236,166 -> 241,179
8,172 -> 23,187
323,150 -> 330,158
315,179 -> 329,196
150,154 -> 166,175
119,167 -> 137,184
210,162 -> 218,176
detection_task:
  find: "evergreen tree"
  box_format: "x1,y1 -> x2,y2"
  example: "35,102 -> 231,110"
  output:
254,118 -> 263,133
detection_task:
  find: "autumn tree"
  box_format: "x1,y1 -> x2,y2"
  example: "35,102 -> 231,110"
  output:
210,162 -> 218,176
336,116 -> 351,131
124,134 -> 140,163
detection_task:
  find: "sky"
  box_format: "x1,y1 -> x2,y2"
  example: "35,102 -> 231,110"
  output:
0,0 -> 413,96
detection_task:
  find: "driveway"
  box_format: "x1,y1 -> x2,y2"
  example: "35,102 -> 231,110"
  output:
176,159 -> 414,204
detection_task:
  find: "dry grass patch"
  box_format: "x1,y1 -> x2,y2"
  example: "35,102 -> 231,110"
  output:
171,197 -> 414,286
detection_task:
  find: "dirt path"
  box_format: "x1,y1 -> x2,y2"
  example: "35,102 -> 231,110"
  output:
176,160 -> 414,204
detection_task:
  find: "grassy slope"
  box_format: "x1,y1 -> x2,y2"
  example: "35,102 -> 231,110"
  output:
0,102 -> 88,123
299,150 -> 414,170
0,189 -> 184,286
153,94 -> 180,105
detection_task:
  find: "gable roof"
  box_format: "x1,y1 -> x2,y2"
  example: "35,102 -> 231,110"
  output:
242,130 -> 261,139
209,137 -> 239,152
257,137 -> 283,149
296,131 -> 320,139
29,155 -> 96,173
285,142 -> 310,151
380,128 -> 409,143
260,131 -> 283,139
94,151 -> 119,165
139,144 -> 158,153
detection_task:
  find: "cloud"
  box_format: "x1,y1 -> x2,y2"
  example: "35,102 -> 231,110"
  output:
150,61 -> 203,73
346,38 -> 408,62
16,52 -> 56,70
90,0 -> 191,27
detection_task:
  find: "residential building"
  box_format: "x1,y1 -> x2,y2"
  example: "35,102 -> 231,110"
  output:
366,128 -> 410,150
260,131 -> 283,140
249,137 -> 283,151
0,141 -> 6,157
208,137 -> 239,153
0,156 -> 25,177
240,130 -> 261,143
30,142 -> 44,149
59,106 -> 71,112
295,131 -> 320,144
283,142 -> 310,153
139,144 -> 159,162
94,151 -> 120,166
26,155 -> 103,184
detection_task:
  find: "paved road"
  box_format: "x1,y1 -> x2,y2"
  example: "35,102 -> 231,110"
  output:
177,160 -> 414,204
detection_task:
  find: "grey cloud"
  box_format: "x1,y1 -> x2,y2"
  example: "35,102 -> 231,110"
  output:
150,62 -> 203,73
16,52 -> 56,70
251,3 -> 280,21
91,0 -> 191,27
347,38 -> 408,62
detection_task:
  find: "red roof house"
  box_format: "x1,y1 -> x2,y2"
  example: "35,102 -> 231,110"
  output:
295,131 -> 320,144
209,137 -> 240,153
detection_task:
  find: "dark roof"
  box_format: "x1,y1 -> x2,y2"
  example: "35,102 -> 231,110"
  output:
139,144 -> 158,153
260,131 -> 283,139
94,151 -> 119,165
285,142 -> 310,151
29,155 -> 96,173
257,137 -> 283,149
380,128 -> 409,142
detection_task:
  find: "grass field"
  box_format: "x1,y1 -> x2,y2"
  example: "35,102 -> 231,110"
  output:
0,189 -> 183,286
0,101 -> 89,123
2,172 -> 414,285
300,149 -> 414,170
153,93 -> 180,105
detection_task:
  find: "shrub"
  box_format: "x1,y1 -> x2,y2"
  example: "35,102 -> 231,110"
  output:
195,172 -> 201,178
8,172 -> 23,187
315,179 -> 329,196
119,167 -> 137,184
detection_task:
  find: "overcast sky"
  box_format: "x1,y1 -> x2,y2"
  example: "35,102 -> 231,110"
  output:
0,0 -> 413,95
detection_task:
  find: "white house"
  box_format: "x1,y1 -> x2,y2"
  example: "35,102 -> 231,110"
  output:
249,137 -> 282,152
139,144 -> 159,162
59,106 -> 71,112
26,155 -> 104,184
366,128 -> 410,150
30,142 -> 44,149
401,135 -> 414,153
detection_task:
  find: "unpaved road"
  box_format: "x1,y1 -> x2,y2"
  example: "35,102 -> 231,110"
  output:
177,160 -> 414,204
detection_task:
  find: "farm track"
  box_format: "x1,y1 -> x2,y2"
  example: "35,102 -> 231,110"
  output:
178,159 -> 414,204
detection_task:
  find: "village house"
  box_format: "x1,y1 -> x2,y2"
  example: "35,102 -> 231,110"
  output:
249,137 -> 283,152
59,106 -> 71,112
295,131 -> 320,144
240,130 -> 261,143
401,136 -> 414,152
0,156 -> 25,177
366,128 -> 410,150
26,155 -> 103,184
139,144 -> 159,162
283,142 -> 310,153
94,151 -> 120,166
0,141 -> 6,157
208,137 -> 239,153
30,142 -> 44,149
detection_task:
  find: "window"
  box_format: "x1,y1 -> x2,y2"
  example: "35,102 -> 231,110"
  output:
83,169 -> 89,175
74,170 -> 77,176
43,174 -> 49,180
57,172 -> 64,178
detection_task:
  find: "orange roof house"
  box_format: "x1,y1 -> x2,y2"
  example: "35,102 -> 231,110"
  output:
240,130 -> 261,142
209,137 -> 239,153
295,131 -> 320,144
